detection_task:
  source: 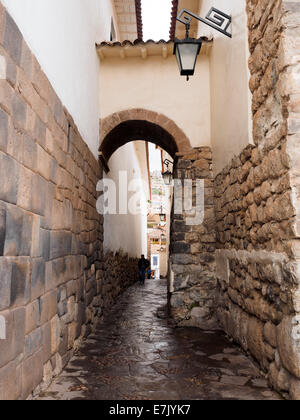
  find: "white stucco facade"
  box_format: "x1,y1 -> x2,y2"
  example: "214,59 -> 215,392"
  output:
2,0 -> 118,158
103,142 -> 148,258
99,55 -> 211,148
199,0 -> 253,175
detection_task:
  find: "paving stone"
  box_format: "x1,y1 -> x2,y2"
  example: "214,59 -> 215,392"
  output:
37,280 -> 280,401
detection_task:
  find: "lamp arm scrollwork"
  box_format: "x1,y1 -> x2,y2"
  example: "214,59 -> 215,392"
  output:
176,7 -> 232,38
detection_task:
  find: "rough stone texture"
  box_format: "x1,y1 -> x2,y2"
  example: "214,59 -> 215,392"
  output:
100,251 -> 139,314
169,147 -> 218,329
0,5 -> 136,400
36,280 -> 279,401
214,0 -> 300,399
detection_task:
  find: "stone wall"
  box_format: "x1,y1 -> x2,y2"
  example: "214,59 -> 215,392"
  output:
100,251 -> 139,314
215,0 -> 300,399
169,147 -> 217,330
0,4 -> 129,400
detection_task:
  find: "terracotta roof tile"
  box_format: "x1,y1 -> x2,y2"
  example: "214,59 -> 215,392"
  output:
97,39 -> 174,48
135,0 -> 143,40
169,0 -> 179,41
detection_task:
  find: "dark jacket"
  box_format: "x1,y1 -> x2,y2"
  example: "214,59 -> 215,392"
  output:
138,258 -> 150,270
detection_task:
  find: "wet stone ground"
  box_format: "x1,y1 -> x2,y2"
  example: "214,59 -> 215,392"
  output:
38,279 -> 280,400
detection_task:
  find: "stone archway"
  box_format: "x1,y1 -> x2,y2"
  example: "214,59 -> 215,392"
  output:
99,108 -> 192,166
98,109 -> 216,332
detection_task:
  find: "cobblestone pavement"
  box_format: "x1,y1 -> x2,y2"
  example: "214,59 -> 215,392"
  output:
38,280 -> 280,400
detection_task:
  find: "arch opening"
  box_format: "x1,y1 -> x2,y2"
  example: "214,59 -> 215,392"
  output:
100,120 -> 178,163
99,109 -> 193,170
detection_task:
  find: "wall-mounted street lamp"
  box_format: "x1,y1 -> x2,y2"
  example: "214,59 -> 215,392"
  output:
174,7 -> 232,81
159,205 -> 166,223
162,158 -> 173,186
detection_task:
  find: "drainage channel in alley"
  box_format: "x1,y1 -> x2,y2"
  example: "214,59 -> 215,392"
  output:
37,279 -> 280,401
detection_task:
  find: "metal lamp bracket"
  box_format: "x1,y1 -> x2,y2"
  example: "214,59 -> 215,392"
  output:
176,7 -> 232,38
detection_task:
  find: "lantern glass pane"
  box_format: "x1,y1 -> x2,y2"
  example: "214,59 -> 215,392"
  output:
177,43 -> 199,74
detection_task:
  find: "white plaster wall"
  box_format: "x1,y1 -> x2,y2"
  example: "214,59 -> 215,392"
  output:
99,55 -> 211,148
2,0 -> 117,158
199,0 -> 253,175
103,142 -> 148,258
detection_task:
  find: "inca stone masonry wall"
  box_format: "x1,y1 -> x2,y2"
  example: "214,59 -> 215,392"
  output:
215,0 -> 300,399
0,4 -> 137,400
101,252 -> 139,314
169,147 -> 217,330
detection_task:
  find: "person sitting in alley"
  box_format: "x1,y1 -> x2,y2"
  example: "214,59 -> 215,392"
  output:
138,255 -> 150,285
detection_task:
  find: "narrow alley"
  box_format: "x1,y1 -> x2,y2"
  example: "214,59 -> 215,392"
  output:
37,280 -> 279,401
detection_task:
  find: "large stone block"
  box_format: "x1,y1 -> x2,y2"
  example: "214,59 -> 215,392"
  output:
0,107 -> 8,152
40,290 -> 57,325
2,11 -> 23,65
10,259 -> 31,307
0,2 -> 5,44
277,315 -> 300,379
31,259 -> 45,300
24,327 -> 42,359
50,315 -> 61,355
0,152 -> 19,204
25,299 -> 40,335
11,306 -> 25,361
172,242 -> 190,254
31,174 -> 47,216
0,310 -> 13,368
34,116 -> 46,148
50,231 -> 72,260
12,92 -> 27,130
0,359 -> 22,400
17,166 -> 33,214
264,321 -> 277,348
4,205 -> 31,257
41,321 -> 51,364
0,78 -> 14,116
290,377 -> 300,401
51,257 -> 67,288
0,259 -> 11,310
22,133 -> 37,171
21,349 -> 43,399
39,228 -> 50,261
37,145 -> 51,181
